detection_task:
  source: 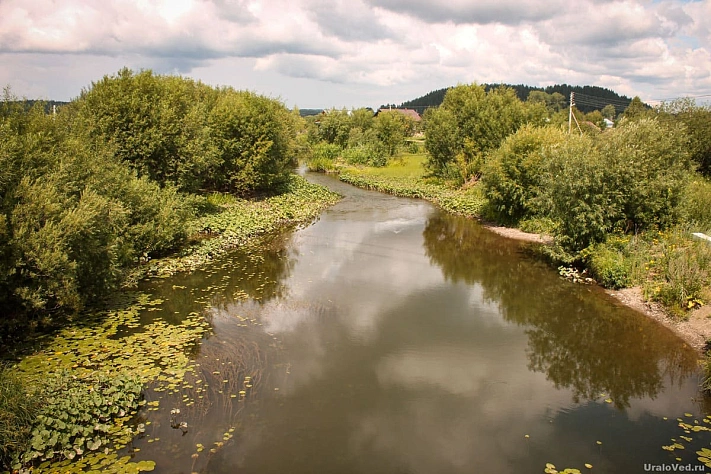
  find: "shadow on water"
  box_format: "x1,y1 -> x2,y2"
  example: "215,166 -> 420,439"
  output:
422,213 -> 699,409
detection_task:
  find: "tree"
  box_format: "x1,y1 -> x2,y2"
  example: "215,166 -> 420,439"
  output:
623,96 -> 649,120
601,104 -> 617,120
424,84 -> 535,180
657,98 -> 711,176
374,110 -> 410,156
317,109 -> 351,148
541,118 -> 691,250
482,125 -> 567,224
208,90 -> 297,194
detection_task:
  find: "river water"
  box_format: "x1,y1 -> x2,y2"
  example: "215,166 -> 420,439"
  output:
134,172 -> 709,474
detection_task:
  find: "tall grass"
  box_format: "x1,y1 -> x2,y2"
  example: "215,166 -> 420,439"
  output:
0,369 -> 40,470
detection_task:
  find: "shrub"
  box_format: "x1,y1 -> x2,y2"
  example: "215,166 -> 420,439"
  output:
341,143 -> 387,167
482,125 -> 566,224
584,243 -> 631,289
682,178 -> 711,232
208,90 -> 297,194
598,118 -> 690,232
541,134 -> 614,250
651,233 -> 711,313
306,142 -> 341,171
542,119 -> 691,251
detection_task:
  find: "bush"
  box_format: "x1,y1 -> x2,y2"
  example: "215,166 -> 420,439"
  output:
341,143 -> 387,167
541,134 -> 614,250
208,90 -> 297,194
584,243 -> 631,289
682,178 -> 711,232
651,232 -> 711,313
306,142 -> 341,171
542,119 -> 691,251
482,125 -> 566,224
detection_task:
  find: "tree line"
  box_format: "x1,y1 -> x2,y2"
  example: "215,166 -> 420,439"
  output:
397,83 -> 634,114
303,107 -> 420,171
0,69 -> 300,340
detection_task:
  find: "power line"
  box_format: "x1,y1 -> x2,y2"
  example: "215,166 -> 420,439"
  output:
649,93 -> 711,103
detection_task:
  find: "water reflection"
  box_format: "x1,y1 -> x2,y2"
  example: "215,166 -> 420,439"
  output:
132,173 -> 708,474
422,213 -> 698,408
138,231 -> 296,326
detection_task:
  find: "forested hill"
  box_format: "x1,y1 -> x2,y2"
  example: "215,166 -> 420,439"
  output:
390,84 -> 634,114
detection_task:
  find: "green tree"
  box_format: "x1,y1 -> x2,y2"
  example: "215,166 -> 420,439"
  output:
657,98 -> 711,176
602,104 -> 617,120
374,110 -> 409,156
350,108 -> 375,132
424,84 -> 536,180
317,109 -> 351,148
75,69 -> 220,192
482,125 -> 567,224
542,118 -> 691,250
623,96 -> 649,120
208,89 -> 297,194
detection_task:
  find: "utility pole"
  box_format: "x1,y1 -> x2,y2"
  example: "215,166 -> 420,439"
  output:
568,92 -> 574,134
568,92 -> 582,135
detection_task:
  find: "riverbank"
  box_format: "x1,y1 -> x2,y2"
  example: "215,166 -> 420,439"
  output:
332,158 -> 711,354
126,174 -> 341,284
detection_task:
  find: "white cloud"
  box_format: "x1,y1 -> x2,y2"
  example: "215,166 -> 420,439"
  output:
0,0 -> 710,106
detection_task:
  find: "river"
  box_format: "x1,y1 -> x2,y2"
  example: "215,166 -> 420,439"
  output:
131,172 -> 709,474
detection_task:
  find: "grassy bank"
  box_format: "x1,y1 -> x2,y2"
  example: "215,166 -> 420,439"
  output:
128,174 -> 340,282
337,154 -> 486,217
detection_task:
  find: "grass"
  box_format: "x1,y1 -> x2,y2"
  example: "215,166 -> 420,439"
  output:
0,369 -> 40,470
336,152 -> 487,218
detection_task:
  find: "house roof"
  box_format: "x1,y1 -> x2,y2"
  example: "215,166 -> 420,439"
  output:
376,108 -> 422,121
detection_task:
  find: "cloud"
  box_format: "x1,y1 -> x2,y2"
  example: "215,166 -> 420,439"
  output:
307,0 -> 393,41
1,0 -> 710,105
366,0 -> 566,25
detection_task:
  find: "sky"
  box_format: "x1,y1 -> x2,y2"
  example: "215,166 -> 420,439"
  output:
1,0 -> 710,109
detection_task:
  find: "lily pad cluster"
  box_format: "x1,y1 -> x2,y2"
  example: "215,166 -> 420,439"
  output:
6,294 -> 209,472
21,372 -> 142,466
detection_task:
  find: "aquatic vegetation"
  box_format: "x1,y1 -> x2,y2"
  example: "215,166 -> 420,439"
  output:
129,175 -> 339,281
4,294 -> 210,471
20,372 -> 141,465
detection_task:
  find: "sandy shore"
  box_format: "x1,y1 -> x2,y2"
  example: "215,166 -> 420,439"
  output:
483,223 -> 710,353
607,288 -> 711,351
482,224 -> 555,244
